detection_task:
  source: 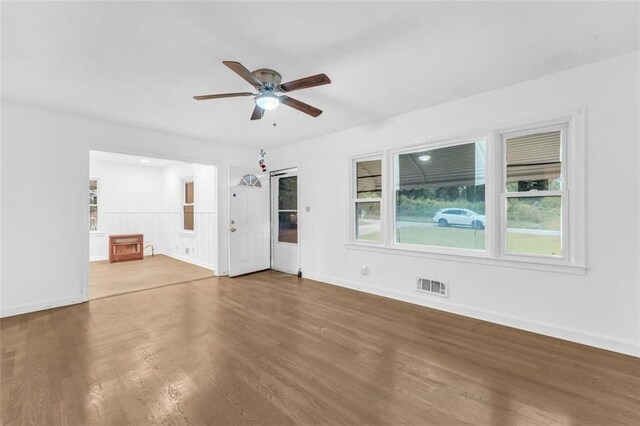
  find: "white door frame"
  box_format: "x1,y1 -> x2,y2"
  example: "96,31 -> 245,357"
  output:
227,167 -> 271,277
270,167 -> 301,275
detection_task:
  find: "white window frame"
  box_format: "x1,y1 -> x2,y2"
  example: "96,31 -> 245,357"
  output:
274,173 -> 299,245
390,136 -> 491,258
89,178 -> 100,233
351,154 -> 384,244
182,178 -> 195,233
495,111 -> 586,268
347,108 -> 587,274
499,124 -> 568,262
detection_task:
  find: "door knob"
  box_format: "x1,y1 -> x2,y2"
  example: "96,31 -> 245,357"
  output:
230,228 -> 236,232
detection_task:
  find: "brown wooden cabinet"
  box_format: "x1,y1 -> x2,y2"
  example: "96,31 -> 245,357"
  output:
109,234 -> 144,263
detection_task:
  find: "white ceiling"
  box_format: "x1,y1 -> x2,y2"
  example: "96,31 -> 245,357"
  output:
2,1 -> 638,149
90,150 -> 179,168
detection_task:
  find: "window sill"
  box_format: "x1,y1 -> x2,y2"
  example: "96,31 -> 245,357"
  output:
89,231 -> 105,237
180,231 -> 196,238
345,242 -> 587,275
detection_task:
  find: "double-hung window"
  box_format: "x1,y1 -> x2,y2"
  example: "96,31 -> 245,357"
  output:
353,157 -> 383,242
349,108 -> 585,271
89,179 -> 98,231
502,126 -> 566,258
183,180 -> 194,231
394,138 -> 487,251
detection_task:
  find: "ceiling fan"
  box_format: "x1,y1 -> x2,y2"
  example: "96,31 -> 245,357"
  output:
194,61 -> 331,120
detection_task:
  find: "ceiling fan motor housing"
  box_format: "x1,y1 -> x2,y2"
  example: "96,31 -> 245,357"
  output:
252,68 -> 282,89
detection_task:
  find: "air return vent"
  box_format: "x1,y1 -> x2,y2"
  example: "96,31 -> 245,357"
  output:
416,277 -> 448,298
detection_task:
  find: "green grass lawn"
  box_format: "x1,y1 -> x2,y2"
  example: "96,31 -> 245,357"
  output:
506,232 -> 561,256
357,232 -> 382,242
397,226 -> 485,249
359,225 -> 561,255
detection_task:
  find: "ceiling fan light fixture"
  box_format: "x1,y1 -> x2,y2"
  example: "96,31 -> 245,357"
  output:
255,92 -> 280,110
194,61 -> 329,119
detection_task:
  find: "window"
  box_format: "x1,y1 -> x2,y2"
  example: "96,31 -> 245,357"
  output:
277,176 -> 298,243
503,128 -> 565,257
183,180 -> 194,231
348,109 -> 585,271
394,139 -> 486,250
353,158 -> 382,242
239,174 -> 262,187
89,179 -> 98,231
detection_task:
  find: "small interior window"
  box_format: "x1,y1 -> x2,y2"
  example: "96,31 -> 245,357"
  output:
239,174 -> 262,187
183,181 -> 194,231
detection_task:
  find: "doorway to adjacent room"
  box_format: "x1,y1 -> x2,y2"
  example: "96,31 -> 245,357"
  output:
88,150 -> 217,299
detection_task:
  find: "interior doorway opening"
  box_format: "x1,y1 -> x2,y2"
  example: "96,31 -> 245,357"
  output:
88,150 -> 217,299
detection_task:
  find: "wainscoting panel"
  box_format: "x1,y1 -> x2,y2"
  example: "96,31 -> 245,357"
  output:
90,212 -> 169,260
164,212 -> 217,269
90,211 -> 217,271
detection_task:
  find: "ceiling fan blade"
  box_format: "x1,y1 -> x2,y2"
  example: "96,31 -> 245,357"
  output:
250,105 -> 264,120
193,92 -> 253,100
278,73 -> 331,93
223,61 -> 263,88
280,96 -> 323,117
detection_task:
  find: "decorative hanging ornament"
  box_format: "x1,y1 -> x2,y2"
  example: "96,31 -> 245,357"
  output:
258,149 -> 267,172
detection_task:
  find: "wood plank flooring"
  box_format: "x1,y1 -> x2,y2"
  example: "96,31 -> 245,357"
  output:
90,254 -> 213,299
2,271 -> 639,425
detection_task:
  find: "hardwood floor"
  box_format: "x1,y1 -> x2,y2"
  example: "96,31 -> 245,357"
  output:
2,271 -> 639,425
90,254 -> 213,299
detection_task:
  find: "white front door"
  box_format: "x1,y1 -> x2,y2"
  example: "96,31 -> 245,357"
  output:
228,167 -> 270,277
271,169 -> 299,274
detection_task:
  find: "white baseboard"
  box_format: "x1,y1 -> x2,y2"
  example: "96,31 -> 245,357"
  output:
1,295 -> 83,318
303,273 -> 640,358
163,252 -> 215,271
4,269 -> 635,357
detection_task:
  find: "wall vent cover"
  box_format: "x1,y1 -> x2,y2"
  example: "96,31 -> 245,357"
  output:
416,277 -> 448,298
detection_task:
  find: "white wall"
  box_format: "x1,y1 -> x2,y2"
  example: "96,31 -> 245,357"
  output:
91,159 -> 166,212
89,159 -> 165,260
1,102 -> 255,317
161,162 -> 217,269
269,52 -> 640,356
88,158 -> 217,269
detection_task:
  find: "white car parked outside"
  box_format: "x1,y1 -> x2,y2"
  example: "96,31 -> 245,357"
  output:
433,208 -> 485,229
